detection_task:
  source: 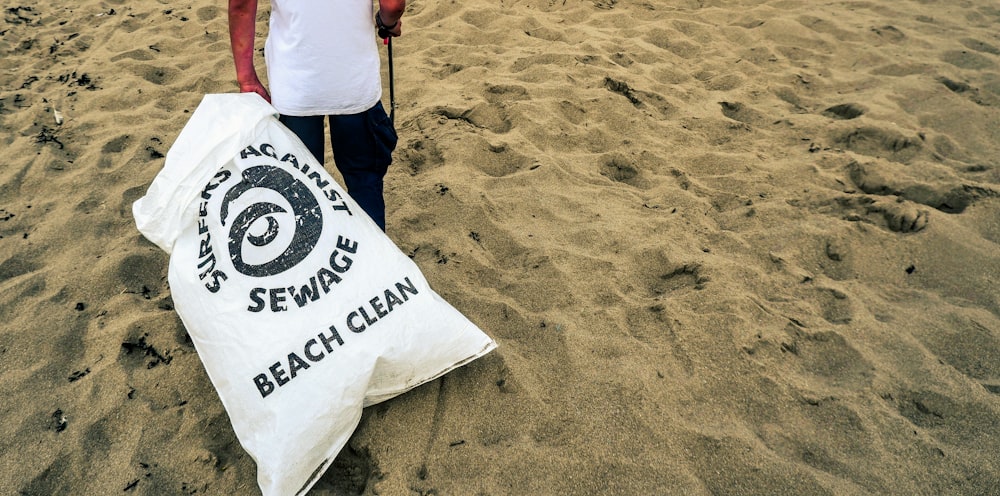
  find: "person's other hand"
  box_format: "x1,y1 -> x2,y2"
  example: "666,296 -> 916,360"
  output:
239,78 -> 271,103
376,11 -> 402,39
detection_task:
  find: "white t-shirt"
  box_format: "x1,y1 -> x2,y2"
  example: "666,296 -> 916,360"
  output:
265,0 -> 382,116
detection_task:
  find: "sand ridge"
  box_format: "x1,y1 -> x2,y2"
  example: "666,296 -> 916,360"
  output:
1,0 -> 999,494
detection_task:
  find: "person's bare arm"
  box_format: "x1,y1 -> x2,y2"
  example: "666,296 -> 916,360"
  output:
228,0 -> 270,101
376,0 -> 405,37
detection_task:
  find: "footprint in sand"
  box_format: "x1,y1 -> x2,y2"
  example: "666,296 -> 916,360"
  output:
719,101 -> 767,126
890,390 -> 952,429
834,194 -> 930,234
511,53 -> 577,74
195,5 -> 220,22
702,73 -> 745,92
599,153 -> 650,189
556,100 -> 587,125
753,395 -> 873,478
833,126 -> 923,164
134,64 -> 180,86
397,138 -> 445,176
870,25 -> 906,43
870,198 -> 930,233
637,249 -> 710,297
19,456 -> 71,494
102,134 -> 131,154
604,77 -> 674,118
109,48 -> 155,62
686,433 -> 830,495
822,103 -> 865,120
116,252 -> 166,300
815,287 -> 853,325
483,84 -> 530,105
610,51 -> 634,67
473,140 -> 531,177
195,410 -> 248,472
848,159 -> 999,216
309,445 -> 378,495
870,62 -> 935,77
911,314 -> 1000,397
432,63 -> 464,79
960,38 -> 1000,55
941,49 -> 996,71
432,103 -> 512,134
938,76 -> 997,107
0,250 -> 42,282
780,324 -> 874,387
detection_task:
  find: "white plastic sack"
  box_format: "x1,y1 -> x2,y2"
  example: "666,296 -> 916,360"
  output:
133,93 -> 496,496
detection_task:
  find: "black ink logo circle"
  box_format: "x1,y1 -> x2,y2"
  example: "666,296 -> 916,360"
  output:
220,165 -> 323,277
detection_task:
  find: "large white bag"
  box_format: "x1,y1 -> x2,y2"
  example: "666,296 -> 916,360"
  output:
133,93 -> 496,496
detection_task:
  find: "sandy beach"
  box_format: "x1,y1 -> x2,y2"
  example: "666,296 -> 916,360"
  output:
2,0 -> 999,494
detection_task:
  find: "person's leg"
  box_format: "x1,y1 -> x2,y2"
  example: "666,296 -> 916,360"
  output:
328,102 -> 397,231
279,114 -> 326,165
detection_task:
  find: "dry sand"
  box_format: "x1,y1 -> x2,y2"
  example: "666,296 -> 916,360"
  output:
2,0 -> 999,494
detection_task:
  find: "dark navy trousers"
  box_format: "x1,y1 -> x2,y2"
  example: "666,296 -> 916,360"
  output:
280,101 -> 397,231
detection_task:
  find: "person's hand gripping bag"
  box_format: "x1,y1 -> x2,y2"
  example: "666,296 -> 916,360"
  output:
132,93 -> 496,496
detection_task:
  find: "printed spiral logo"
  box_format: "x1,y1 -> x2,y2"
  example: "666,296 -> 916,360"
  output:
221,165 -> 323,277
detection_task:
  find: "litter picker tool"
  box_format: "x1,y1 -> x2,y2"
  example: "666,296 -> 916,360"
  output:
384,36 -> 395,124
